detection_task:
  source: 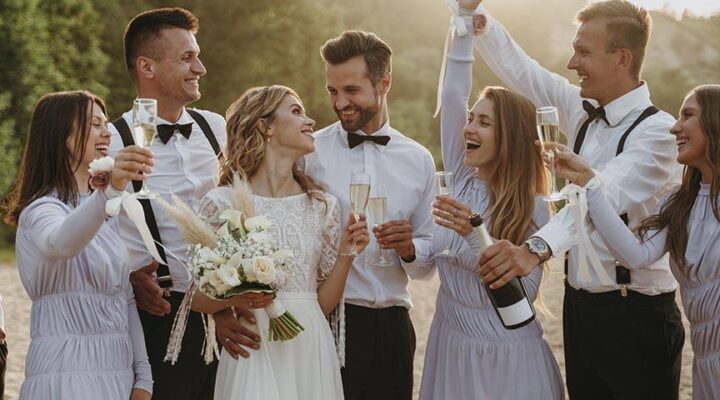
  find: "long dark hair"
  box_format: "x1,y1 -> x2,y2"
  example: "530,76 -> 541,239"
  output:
637,84 -> 720,267
4,90 -> 107,226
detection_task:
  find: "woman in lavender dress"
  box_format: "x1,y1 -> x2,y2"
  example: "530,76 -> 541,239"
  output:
4,91 -> 154,400
549,84 -> 720,399
416,2 -> 564,399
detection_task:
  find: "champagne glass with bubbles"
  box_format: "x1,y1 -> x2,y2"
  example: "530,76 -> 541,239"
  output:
344,171 -> 371,256
132,98 -> 158,199
536,106 -> 566,201
436,171 -> 454,255
368,184 -> 393,267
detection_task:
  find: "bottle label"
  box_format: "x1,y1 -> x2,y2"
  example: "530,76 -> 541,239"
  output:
496,298 -> 534,326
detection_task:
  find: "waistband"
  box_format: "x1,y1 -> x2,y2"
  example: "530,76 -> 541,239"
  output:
564,280 -> 676,307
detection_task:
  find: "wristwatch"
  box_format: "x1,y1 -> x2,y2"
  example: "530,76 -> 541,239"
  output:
524,236 -> 551,262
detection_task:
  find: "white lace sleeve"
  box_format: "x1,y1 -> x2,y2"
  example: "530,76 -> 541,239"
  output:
317,195 -> 341,284
197,187 -> 234,229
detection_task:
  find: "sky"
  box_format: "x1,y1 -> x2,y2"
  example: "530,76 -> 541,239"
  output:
630,0 -> 720,16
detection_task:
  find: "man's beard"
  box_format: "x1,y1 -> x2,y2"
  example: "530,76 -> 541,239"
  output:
336,102 -> 379,133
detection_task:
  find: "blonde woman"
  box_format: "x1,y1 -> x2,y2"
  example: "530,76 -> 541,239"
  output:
191,85 -> 369,400
416,3 -> 563,399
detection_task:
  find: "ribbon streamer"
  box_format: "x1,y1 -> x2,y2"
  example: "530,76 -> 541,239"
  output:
560,184 -> 615,286
106,193 -> 166,265
434,0 -> 482,118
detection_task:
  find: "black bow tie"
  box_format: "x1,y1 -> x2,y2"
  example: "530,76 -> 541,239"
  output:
582,100 -> 609,125
157,123 -> 193,144
347,132 -> 391,149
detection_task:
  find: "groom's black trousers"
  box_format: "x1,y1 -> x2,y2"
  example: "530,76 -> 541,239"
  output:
342,303 -> 416,400
563,282 -> 684,400
139,291 -> 218,400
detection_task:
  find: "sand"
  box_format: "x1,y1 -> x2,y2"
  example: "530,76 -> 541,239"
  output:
0,261 -> 694,399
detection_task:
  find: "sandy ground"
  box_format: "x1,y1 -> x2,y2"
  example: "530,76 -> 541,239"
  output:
0,260 -> 693,400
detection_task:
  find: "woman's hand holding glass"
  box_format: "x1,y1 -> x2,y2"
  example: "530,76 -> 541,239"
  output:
339,214 -> 370,258
535,141 -> 596,187
110,146 -> 154,191
432,196 -> 473,237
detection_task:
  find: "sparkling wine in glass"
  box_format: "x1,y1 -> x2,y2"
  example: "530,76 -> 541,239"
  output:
344,171 -> 371,256
436,171 -> 454,255
132,98 -> 158,199
536,106 -> 566,202
368,184 -> 393,267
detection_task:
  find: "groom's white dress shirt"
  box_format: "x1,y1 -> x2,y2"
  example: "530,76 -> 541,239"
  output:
109,108 -> 226,293
305,121 -> 436,309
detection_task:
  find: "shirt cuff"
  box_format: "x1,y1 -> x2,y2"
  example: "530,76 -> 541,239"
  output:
105,182 -> 125,199
533,221 -> 571,260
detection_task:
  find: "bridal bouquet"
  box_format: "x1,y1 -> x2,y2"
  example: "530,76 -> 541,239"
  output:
158,177 -> 304,364
188,210 -> 304,341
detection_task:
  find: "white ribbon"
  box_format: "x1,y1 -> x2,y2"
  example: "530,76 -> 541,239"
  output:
561,184 -> 615,286
433,1 -> 471,118
106,193 -> 165,265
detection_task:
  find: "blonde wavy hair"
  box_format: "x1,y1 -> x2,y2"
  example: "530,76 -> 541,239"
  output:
220,85 -> 325,204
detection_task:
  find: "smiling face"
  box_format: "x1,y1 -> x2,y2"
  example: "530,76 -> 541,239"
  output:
463,97 -> 497,174
325,56 -> 389,133
68,101 -> 111,171
151,28 -> 206,108
566,18 -> 623,105
266,94 -> 316,158
672,93 -> 709,171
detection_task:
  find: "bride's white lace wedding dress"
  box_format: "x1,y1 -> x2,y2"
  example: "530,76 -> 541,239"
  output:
199,187 -> 345,400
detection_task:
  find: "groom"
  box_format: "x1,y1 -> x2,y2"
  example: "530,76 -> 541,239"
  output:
110,8 -> 271,399
305,30 -> 436,400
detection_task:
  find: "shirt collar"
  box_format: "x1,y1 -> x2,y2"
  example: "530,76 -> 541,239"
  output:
591,82 -> 652,127
340,120 -> 393,152
155,107 -> 191,125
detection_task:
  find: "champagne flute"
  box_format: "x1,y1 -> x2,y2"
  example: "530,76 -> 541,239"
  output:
536,106 -> 566,202
344,171 -> 371,256
132,98 -> 158,199
436,171 -> 454,255
368,184 -> 393,267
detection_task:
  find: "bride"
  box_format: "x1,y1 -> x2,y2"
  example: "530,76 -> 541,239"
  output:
192,85 -> 369,400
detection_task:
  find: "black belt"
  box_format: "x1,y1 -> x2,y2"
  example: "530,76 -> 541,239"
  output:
564,280 -> 675,306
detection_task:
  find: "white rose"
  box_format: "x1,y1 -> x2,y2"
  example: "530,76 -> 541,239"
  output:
205,269 -> 231,295
253,256 -> 276,284
241,258 -> 257,282
217,263 -> 241,287
197,247 -> 227,265
88,156 -> 115,174
244,215 -> 272,232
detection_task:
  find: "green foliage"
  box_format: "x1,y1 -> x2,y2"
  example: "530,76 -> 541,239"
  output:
0,0 -> 110,246
0,0 -> 718,249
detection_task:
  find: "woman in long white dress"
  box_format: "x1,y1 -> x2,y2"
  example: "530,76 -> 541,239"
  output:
191,85 -> 369,400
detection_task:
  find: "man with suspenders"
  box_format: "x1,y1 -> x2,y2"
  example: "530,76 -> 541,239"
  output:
109,8 -> 267,399
465,0 -> 684,399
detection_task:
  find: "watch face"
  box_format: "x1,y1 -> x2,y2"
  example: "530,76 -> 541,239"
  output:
530,238 -> 547,253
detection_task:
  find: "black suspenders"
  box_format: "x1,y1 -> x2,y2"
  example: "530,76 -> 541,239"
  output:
565,105 -> 660,291
111,109 -> 224,290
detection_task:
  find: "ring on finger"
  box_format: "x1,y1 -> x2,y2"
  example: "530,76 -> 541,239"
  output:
224,337 -> 231,345
249,301 -> 254,308
451,208 -> 458,217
